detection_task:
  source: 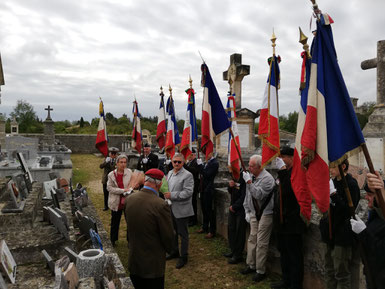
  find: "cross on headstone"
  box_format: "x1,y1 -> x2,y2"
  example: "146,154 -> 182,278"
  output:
45,105 -> 53,120
361,40 -> 385,107
223,54 -> 250,110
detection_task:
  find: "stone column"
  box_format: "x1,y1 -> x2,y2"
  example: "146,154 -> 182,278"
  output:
43,105 -> 55,145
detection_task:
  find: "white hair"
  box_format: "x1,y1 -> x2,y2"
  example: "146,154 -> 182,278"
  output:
249,154 -> 262,167
172,153 -> 185,162
145,175 -> 162,186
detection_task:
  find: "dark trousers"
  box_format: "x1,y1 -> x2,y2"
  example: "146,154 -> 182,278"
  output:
172,215 -> 189,257
228,212 -> 246,258
102,183 -> 109,209
130,274 -> 164,289
189,189 -> 198,225
277,233 -> 304,289
201,191 -> 216,234
110,209 -> 124,243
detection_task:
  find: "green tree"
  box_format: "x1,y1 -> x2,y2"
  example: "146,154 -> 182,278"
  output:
356,101 -> 375,129
279,111 -> 298,133
10,100 -> 43,133
79,117 -> 85,128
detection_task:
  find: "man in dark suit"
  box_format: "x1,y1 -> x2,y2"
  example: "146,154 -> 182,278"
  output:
99,147 -> 119,211
197,152 -> 219,239
125,168 -> 174,289
184,148 -> 203,226
136,143 -> 159,172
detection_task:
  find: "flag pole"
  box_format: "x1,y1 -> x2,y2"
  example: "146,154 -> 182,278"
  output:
189,75 -> 200,159
361,143 -> 385,216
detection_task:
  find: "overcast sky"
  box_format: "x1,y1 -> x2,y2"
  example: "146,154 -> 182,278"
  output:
0,0 -> 384,122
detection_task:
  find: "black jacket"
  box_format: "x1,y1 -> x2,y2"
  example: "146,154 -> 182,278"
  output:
358,209 -> 385,289
227,177 -> 246,216
201,157 -> 219,195
320,173 -> 360,246
136,152 -> 159,172
100,158 -> 116,184
184,158 -> 202,195
276,168 -> 306,234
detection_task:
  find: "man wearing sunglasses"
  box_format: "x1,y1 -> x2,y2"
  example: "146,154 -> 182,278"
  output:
163,153 -> 194,269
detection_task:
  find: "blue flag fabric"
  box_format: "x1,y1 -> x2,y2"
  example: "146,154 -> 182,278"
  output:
166,96 -> 180,145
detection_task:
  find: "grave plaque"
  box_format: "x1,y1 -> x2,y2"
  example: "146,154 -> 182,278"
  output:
51,188 -> 61,209
41,250 -> 55,275
48,207 -> 69,240
16,152 -> 33,189
1,180 -> 26,213
43,179 -> 57,199
0,240 -> 17,284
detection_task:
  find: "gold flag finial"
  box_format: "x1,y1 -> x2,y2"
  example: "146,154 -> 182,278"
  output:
160,86 -> 164,96
271,29 -> 277,56
189,75 -> 193,89
299,27 -> 311,59
310,0 -> 321,19
169,84 -> 172,97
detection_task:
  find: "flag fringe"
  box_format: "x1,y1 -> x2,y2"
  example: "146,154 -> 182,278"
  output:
329,145 -> 364,168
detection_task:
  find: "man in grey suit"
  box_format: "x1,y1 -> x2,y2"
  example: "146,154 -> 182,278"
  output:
164,153 -> 194,269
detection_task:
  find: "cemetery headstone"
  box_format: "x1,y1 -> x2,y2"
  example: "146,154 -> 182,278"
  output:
43,179 -> 57,199
55,188 -> 66,202
41,250 -> 55,275
51,188 -> 61,209
1,179 -> 26,213
64,247 -> 78,264
17,152 -> 33,190
54,265 -> 69,289
78,216 -> 97,242
54,208 -> 69,230
0,240 -> 16,284
48,207 -> 69,240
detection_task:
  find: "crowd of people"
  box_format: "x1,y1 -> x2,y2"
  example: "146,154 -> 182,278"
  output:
99,145 -> 385,289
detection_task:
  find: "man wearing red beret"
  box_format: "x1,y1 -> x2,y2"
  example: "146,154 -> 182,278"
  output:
125,168 -> 174,289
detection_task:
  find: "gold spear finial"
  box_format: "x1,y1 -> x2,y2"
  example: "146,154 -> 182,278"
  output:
189,75 -> 193,89
169,84 -> 172,97
299,27 -> 311,59
160,86 -> 164,96
271,29 -> 277,56
310,0 -> 321,19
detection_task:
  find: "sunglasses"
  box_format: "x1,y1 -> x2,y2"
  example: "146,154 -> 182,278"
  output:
173,160 -> 182,164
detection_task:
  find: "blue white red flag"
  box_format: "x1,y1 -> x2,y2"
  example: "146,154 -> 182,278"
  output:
291,17 -> 365,221
181,87 -> 198,159
165,95 -> 180,158
227,93 -> 241,181
131,100 -> 142,153
156,90 -> 166,150
258,56 -> 281,168
95,100 -> 109,157
201,63 -> 231,159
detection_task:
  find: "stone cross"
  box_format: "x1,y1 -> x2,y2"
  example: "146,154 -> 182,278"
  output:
45,105 -> 53,120
223,54 -> 250,110
361,40 -> 385,107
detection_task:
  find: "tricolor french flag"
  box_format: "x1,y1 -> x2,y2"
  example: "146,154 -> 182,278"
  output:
180,87 -> 197,159
165,95 -> 180,159
131,100 -> 142,153
227,93 -> 241,181
95,100 -> 109,157
156,90 -> 166,150
201,63 -> 230,159
258,56 -> 281,168
291,16 -> 364,221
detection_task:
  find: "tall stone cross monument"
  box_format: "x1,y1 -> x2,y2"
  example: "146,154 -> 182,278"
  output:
43,105 -> 55,145
223,54 -> 250,110
360,40 -> 385,172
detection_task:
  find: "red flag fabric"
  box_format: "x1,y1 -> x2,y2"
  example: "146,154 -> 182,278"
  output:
131,100 -> 142,153
95,100 -> 108,157
156,91 -> 166,149
258,56 -> 280,168
227,94 -> 241,180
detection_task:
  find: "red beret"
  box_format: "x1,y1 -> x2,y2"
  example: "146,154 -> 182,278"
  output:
145,169 -> 164,180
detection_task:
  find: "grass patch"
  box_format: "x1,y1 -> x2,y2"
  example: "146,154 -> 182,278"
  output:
71,153 -> 279,289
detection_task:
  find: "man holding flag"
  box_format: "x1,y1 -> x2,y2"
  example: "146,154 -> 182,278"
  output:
156,87 -> 167,150
198,63 -> 230,238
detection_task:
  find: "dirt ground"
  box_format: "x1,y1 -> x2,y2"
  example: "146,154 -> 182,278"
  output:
71,154 -> 276,289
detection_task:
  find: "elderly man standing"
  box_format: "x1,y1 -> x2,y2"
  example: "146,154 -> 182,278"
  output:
164,153 -> 194,269
241,154 -> 275,283
125,168 -> 174,289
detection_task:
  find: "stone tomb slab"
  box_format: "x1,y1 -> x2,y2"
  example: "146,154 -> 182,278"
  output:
1,180 -> 26,213
54,208 -> 69,230
41,250 -> 55,275
48,207 -> 69,240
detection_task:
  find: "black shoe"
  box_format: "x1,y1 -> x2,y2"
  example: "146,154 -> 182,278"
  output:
252,273 -> 266,282
240,267 -> 255,275
228,257 -> 242,264
175,257 -> 187,269
103,207 -> 109,211
166,252 -> 179,260
271,281 -> 290,289
223,252 -> 233,258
